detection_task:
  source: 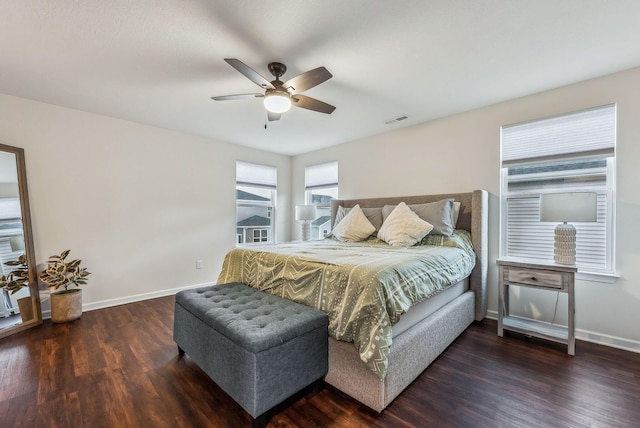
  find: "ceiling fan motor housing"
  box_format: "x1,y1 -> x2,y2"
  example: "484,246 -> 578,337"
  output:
267,62 -> 287,79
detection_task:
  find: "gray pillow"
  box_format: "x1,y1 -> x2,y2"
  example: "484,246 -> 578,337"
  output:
334,206 -> 383,232
382,198 -> 455,236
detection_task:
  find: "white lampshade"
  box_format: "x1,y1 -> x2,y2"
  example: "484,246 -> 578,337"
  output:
295,205 -> 317,221
540,193 -> 598,223
263,92 -> 291,113
540,192 -> 597,265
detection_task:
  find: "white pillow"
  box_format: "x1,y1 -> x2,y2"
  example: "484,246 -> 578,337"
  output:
331,204 -> 376,242
378,202 -> 434,247
333,206 -> 384,232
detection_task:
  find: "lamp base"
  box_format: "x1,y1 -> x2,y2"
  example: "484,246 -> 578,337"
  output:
554,223 -> 576,265
301,221 -> 311,241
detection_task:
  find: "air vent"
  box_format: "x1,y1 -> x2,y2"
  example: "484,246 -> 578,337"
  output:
384,115 -> 409,125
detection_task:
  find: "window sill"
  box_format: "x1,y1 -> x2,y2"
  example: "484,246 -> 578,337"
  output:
576,270 -> 619,284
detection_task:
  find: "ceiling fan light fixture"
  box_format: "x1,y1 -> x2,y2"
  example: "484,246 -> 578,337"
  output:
263,91 -> 291,113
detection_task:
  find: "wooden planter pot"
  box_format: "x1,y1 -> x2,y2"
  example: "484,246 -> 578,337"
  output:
50,289 -> 82,323
17,296 -> 34,323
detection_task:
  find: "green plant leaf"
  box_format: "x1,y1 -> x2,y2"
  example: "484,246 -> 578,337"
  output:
38,249 -> 90,291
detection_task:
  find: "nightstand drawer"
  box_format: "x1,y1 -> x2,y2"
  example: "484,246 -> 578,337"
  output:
507,268 -> 564,288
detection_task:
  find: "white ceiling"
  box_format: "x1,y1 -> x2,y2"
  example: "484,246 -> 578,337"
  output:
2,1 -> 640,156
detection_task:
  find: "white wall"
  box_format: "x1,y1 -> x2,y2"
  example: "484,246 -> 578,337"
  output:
0,94 -> 291,312
292,66 -> 640,352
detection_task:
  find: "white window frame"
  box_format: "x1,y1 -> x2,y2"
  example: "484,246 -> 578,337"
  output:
304,162 -> 338,240
304,162 -> 338,207
236,161 -> 277,245
500,105 -> 617,281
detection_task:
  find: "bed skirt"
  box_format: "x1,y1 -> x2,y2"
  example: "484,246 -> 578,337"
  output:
325,290 -> 475,412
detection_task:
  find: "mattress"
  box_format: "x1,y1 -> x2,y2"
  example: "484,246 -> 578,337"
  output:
391,278 -> 468,338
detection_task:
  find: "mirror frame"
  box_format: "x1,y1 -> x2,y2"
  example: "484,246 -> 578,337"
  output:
0,143 -> 42,339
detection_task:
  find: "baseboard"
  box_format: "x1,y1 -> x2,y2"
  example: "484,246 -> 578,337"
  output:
41,281 -> 216,320
576,330 -> 640,354
485,309 -> 640,354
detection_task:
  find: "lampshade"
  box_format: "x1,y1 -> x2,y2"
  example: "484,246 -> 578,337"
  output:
295,205 -> 317,221
540,193 -> 598,223
263,92 -> 291,113
540,192 -> 597,265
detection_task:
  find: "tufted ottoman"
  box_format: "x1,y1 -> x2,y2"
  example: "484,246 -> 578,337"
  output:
173,282 -> 328,428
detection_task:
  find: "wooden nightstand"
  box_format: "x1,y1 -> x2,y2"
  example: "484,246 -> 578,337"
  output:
497,257 -> 577,355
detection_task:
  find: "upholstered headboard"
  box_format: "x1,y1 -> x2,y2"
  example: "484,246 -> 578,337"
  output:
331,190 -> 488,321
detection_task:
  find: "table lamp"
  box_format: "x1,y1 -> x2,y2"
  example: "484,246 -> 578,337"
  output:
540,192 -> 597,265
295,205 -> 317,241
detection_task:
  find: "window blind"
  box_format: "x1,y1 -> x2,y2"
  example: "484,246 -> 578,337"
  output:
502,104 -> 616,167
305,161 -> 338,190
236,161 -> 277,189
0,198 -> 21,220
506,195 -> 608,270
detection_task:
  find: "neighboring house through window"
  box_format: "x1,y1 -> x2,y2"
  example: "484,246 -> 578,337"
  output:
236,161 -> 277,244
500,104 -> 616,276
305,162 -> 338,240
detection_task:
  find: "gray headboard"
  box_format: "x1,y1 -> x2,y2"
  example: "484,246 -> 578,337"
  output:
331,190 -> 488,321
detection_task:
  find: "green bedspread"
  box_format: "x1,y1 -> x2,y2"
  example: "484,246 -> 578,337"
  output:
217,230 -> 476,379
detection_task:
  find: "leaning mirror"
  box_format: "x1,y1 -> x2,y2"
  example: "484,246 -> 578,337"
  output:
0,143 -> 41,338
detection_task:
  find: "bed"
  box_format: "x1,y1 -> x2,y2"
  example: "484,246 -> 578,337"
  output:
218,190 -> 488,412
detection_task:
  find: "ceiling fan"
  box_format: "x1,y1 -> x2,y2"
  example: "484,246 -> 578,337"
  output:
212,58 -> 336,122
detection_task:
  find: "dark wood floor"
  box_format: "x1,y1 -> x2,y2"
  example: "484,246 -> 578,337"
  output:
1,296 -> 639,428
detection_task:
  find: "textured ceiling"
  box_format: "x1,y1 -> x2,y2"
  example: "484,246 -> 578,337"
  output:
2,1 -> 640,155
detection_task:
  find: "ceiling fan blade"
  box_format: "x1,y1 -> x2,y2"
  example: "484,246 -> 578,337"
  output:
211,93 -> 264,101
283,67 -> 332,93
225,58 -> 275,90
267,111 -> 281,122
291,95 -> 336,114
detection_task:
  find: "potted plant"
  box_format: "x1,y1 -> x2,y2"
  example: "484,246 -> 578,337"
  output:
0,254 -> 34,322
39,249 -> 91,323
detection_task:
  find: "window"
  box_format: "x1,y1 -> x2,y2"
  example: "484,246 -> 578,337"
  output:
252,229 -> 268,242
236,161 -> 277,244
500,105 -> 616,275
305,162 -> 338,240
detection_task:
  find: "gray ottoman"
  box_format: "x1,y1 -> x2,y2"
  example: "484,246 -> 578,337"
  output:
173,282 -> 328,427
